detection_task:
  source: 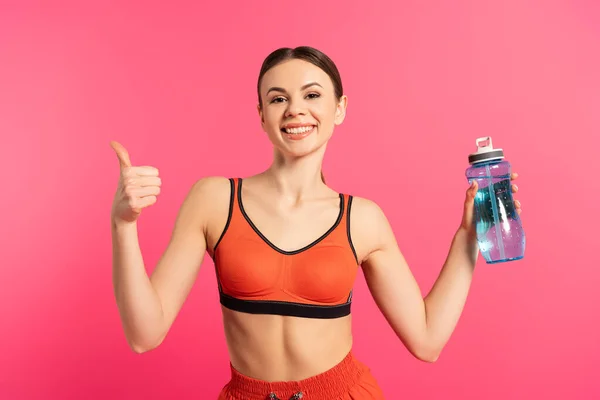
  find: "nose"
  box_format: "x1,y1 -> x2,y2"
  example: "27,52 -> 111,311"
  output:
284,99 -> 307,118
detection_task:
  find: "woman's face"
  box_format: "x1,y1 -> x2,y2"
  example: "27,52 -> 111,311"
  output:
258,59 -> 347,158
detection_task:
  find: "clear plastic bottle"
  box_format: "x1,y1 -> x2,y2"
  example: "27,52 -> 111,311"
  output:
466,137 -> 525,263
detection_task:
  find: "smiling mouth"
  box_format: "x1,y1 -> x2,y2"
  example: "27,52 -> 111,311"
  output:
281,125 -> 315,135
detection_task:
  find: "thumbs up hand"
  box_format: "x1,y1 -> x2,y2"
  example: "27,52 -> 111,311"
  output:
110,141 -> 161,225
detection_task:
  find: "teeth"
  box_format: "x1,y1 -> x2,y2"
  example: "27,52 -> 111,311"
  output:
285,126 -> 313,134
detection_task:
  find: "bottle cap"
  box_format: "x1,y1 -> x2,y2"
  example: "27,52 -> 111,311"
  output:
468,137 -> 505,164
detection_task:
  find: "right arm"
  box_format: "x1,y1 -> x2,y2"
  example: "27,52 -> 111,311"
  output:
112,180 -> 208,353
110,141 -> 225,353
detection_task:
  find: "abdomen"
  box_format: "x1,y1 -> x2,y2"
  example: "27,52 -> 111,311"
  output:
221,307 -> 353,382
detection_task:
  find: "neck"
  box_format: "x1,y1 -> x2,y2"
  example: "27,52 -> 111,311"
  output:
264,146 -> 328,200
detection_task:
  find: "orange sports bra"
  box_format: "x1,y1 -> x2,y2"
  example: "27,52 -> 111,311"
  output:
213,178 -> 359,319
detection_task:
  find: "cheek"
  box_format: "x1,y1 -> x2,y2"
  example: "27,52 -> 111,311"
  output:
314,107 -> 336,127
310,104 -> 330,122
262,109 -> 280,127
262,114 -> 284,138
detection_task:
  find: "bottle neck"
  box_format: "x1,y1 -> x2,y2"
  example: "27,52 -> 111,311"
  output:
470,158 -> 505,167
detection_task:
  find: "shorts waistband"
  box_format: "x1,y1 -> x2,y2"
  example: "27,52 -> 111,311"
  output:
223,351 -> 367,399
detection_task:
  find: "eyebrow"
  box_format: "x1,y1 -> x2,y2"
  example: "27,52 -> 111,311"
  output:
266,82 -> 323,95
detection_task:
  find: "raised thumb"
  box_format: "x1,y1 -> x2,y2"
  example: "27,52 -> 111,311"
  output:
110,141 -> 132,169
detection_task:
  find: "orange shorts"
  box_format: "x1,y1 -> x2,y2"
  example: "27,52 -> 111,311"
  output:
218,351 -> 385,400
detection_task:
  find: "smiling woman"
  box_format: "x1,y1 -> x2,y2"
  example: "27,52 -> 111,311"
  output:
109,45 -> 522,400
257,47 -> 347,185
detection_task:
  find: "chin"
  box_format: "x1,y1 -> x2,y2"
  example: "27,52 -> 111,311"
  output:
279,140 -> 328,159
283,147 -> 319,158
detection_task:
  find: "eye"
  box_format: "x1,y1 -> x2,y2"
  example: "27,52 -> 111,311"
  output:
306,93 -> 321,99
270,96 -> 286,104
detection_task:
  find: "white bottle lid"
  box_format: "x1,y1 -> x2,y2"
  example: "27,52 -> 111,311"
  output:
468,136 -> 505,164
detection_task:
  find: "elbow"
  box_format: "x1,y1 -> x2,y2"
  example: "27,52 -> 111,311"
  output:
410,343 -> 442,363
416,350 -> 440,363
129,341 -> 154,354
127,333 -> 165,354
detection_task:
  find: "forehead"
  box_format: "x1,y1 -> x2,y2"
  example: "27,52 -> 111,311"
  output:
260,59 -> 333,93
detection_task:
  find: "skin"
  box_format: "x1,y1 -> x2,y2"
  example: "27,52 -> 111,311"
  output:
110,58 -> 522,382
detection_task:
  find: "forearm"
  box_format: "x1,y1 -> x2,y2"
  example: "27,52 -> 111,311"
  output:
423,227 -> 478,354
111,221 -> 165,352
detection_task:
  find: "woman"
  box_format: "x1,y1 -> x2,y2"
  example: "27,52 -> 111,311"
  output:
110,46 -> 522,400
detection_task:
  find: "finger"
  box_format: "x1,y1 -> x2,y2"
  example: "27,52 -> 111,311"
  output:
129,166 -> 160,177
461,181 -> 478,229
511,172 -> 519,180
466,180 -> 478,199
136,195 -> 157,208
110,141 -> 132,169
515,199 -> 522,215
515,199 -> 521,208
122,174 -> 159,187
138,176 -> 162,187
512,184 -> 518,193
128,186 -> 161,198
464,181 -> 477,209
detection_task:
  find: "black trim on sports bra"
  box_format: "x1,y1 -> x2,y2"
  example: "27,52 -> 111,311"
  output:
346,195 -> 359,264
220,292 -> 351,319
212,178 -> 235,294
237,178 -> 345,256
213,177 -> 235,253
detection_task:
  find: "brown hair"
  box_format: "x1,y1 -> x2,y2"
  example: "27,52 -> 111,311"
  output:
257,46 -> 344,184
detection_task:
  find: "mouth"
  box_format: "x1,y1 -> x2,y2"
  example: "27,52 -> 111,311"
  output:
280,124 -> 316,140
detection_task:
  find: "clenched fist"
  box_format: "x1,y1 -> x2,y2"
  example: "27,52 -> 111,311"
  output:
110,141 -> 161,225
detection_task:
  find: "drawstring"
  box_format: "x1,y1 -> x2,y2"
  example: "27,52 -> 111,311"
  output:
289,379 -> 303,399
267,381 -> 278,399
266,379 -> 303,399
266,392 -> 303,400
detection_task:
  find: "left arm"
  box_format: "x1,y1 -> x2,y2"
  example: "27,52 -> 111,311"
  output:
352,174 -> 521,362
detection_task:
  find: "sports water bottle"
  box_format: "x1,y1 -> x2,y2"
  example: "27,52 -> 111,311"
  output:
466,137 -> 525,264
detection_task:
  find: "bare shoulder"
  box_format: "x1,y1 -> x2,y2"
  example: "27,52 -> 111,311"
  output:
173,176 -> 231,227
183,176 -> 234,254
186,176 -> 232,204
350,196 -> 387,223
349,195 -> 395,264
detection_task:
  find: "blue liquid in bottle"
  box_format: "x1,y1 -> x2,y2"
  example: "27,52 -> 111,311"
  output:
466,137 -> 526,264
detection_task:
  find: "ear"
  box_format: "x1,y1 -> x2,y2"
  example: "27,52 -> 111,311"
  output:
257,104 -> 266,130
334,95 -> 348,125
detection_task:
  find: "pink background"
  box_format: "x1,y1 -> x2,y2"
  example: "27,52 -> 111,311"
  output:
1,1 -> 599,399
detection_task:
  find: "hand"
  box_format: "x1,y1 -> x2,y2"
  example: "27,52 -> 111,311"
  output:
460,172 -> 522,231
110,141 -> 161,225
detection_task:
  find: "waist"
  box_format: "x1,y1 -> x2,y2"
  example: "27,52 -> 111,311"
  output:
222,307 -> 353,381
223,350 -> 369,399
